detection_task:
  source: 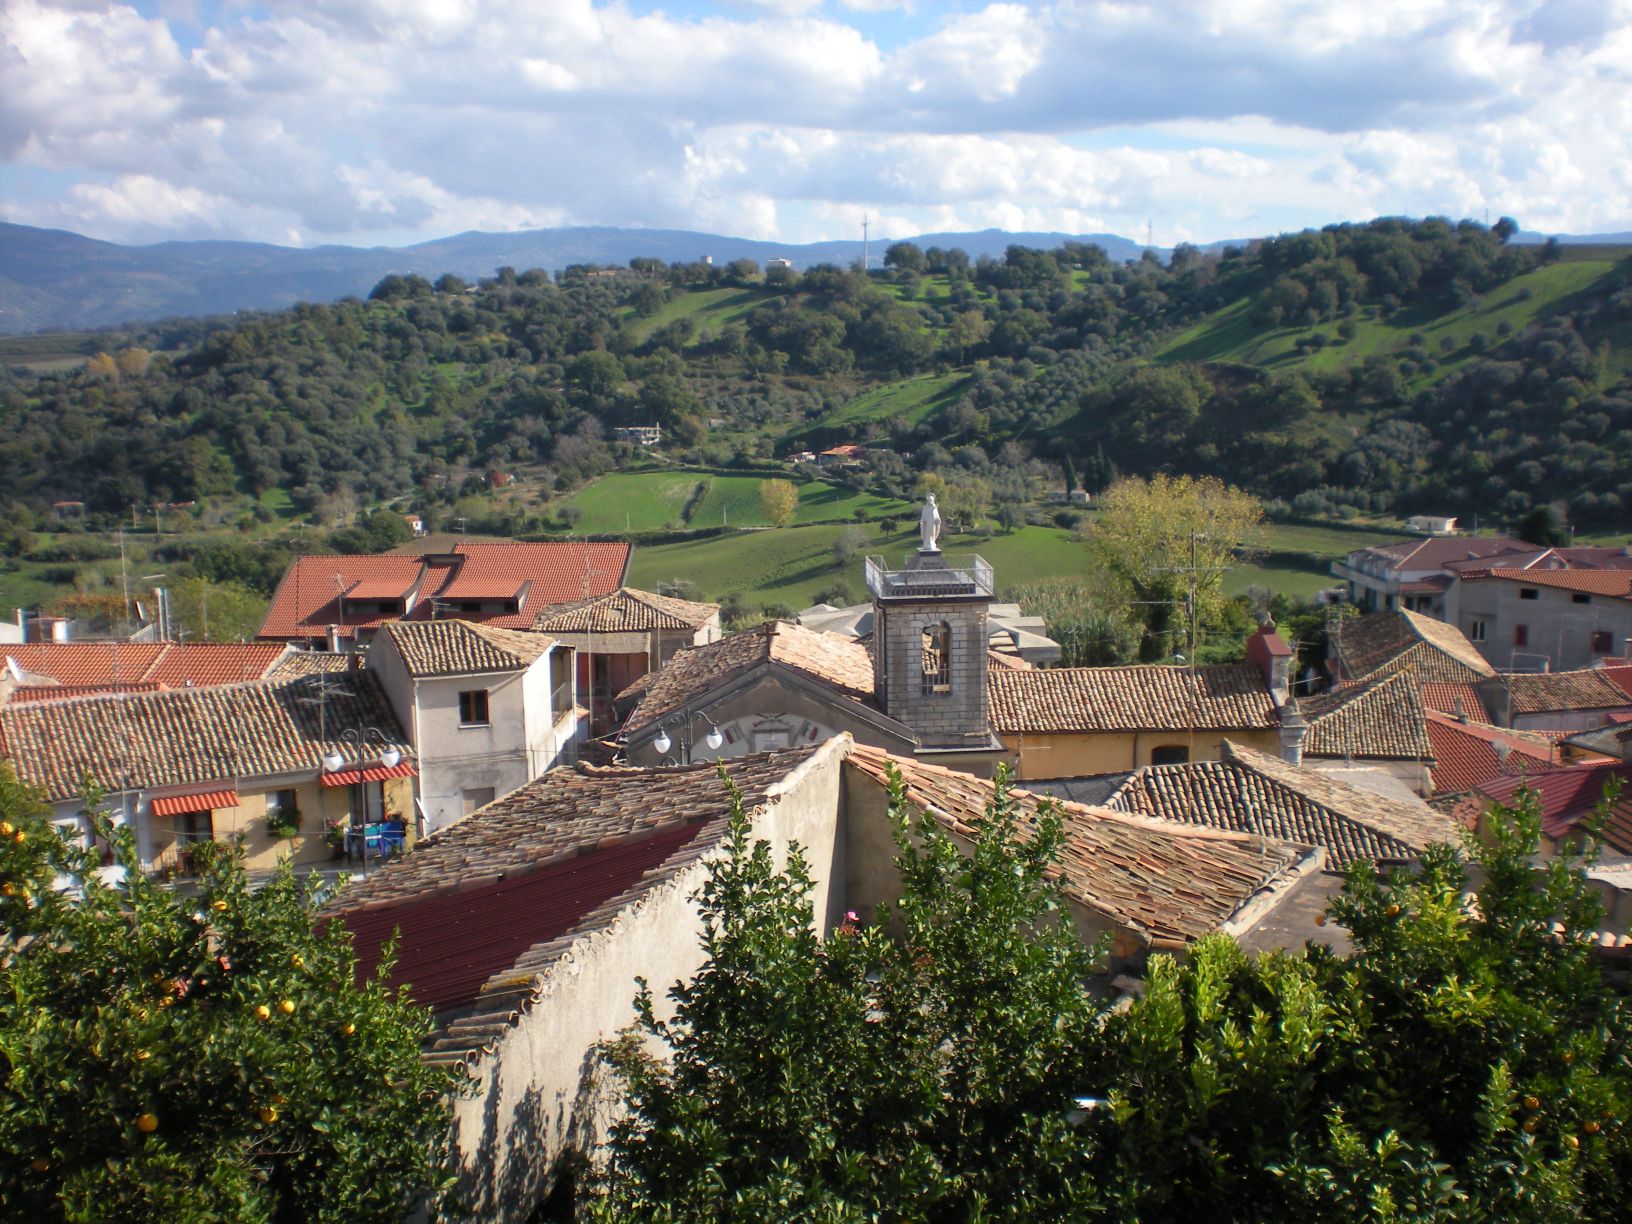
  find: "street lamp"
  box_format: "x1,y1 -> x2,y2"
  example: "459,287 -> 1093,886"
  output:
321,727 -> 404,872
653,711 -> 725,763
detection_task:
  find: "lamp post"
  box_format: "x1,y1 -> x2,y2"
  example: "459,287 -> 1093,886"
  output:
322,727 -> 403,873
652,710 -> 725,765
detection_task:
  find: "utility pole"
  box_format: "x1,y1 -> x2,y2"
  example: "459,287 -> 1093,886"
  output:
119,529 -> 131,630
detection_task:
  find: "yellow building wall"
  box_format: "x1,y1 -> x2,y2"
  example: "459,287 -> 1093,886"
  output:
150,775 -> 416,875
1004,729 -> 1284,781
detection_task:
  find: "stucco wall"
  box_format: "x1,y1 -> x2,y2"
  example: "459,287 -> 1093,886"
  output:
1001,728 -> 1285,780
1449,579 -> 1632,673
444,738 -> 848,1221
414,670 -> 533,833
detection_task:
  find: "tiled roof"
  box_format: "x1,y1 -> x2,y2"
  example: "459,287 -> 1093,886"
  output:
7,682 -> 162,704
988,664 -> 1278,735
531,587 -> 719,633
1459,568 -> 1632,598
1471,762 -> 1632,851
1426,711 -> 1558,796
265,651 -> 360,679
1334,608 -> 1495,684
845,744 -> 1314,947
1493,669 -> 1632,716
3,642 -> 289,689
381,620 -> 554,678
624,621 -> 876,733
257,542 -> 630,640
327,748 -> 825,1067
0,674 -> 409,802
1599,667 -> 1632,699
1420,681 -> 1492,722
1100,740 -> 1453,868
1355,535 -> 1532,570
1302,670 -> 1433,761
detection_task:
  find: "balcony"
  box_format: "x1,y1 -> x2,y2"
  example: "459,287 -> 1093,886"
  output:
865,553 -> 994,602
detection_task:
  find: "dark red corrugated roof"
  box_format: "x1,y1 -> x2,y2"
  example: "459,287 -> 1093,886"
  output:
1476,761 -> 1632,842
341,820 -> 705,1014
1426,712 -> 1554,796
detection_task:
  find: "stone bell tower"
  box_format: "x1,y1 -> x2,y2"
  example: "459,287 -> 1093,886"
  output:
865,498 -> 1001,758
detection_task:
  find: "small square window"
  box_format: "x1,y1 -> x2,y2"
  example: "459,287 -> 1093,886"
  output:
1519,588 -> 1539,601
458,689 -> 490,725
1573,593 -> 1591,605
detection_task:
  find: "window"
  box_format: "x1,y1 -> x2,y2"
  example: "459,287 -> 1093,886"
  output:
1573,593 -> 1592,605
458,688 -> 490,725
1593,630 -> 1615,655
1468,619 -> 1487,642
461,787 -> 495,817
1514,624 -> 1528,647
549,648 -> 573,718
264,788 -> 298,819
1519,588 -> 1539,601
1150,745 -> 1190,766
921,621 -> 951,694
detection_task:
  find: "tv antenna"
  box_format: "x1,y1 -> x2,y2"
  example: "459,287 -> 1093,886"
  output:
861,215 -> 870,271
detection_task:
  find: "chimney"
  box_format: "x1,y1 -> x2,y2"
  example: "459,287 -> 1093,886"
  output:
326,624 -> 342,653
1246,620 -> 1294,705
1278,705 -> 1308,766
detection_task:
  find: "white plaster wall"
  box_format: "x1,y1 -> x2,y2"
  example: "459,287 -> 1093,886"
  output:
416,671 -> 530,834
444,739 -> 847,1221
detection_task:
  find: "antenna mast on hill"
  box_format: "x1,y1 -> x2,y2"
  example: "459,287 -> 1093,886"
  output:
1146,218 -> 1154,253
862,215 -> 870,272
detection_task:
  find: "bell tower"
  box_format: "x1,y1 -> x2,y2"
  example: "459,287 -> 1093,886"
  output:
866,504 -> 1000,756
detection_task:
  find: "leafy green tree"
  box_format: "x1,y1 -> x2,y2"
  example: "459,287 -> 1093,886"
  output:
758,478 -> 799,527
0,766 -> 457,1221
591,764 -> 1105,1220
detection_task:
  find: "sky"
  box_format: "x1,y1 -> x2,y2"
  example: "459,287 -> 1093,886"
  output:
3,0 -> 1632,250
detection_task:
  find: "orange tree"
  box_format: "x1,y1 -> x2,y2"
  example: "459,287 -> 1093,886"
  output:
0,764 -> 458,1221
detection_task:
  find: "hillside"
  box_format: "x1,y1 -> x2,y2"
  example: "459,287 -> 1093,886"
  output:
0,221 -> 1149,335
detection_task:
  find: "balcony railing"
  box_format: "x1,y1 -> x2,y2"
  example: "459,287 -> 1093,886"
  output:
865,554 -> 994,601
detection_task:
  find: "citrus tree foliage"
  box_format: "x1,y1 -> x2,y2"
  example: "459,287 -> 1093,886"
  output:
591,764 -> 1104,1220
1084,472 -> 1264,661
1085,787 -> 1632,1220
0,765 -> 457,1222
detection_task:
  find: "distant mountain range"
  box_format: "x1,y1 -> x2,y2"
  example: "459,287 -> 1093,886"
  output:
2,220 -> 1625,336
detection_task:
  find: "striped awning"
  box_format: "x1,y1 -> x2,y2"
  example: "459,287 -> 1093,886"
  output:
150,789 -> 240,817
321,760 -> 417,788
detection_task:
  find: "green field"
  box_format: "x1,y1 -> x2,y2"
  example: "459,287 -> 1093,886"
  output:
627,522 -> 1090,611
789,371 -> 969,443
564,471 -> 912,533
1155,260 -> 1622,384
1258,521 -> 1414,555
620,287 -> 770,346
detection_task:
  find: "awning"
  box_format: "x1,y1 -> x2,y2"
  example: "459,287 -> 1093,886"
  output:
150,789 -> 241,817
321,760 -> 417,788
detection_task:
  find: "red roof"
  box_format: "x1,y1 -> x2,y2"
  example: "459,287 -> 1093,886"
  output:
320,761 -> 418,788
1458,569 -> 1632,598
3,643 -> 288,690
1426,711 -> 1556,796
1474,761 -> 1632,843
341,820 -> 703,1013
150,789 -> 241,817
1420,682 -> 1491,722
1599,667 -> 1632,699
256,542 -> 630,641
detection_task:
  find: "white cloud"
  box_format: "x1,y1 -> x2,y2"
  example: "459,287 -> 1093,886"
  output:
1,0 -> 1630,247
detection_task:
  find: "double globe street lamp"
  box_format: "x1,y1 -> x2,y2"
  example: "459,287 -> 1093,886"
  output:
652,711 -> 724,764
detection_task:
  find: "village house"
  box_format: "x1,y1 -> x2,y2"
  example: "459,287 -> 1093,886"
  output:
612,425 -> 662,446
0,674 -> 414,874
256,540 -> 630,648
1424,709 -> 1559,799
531,588 -> 720,736
1329,607 -> 1498,687
364,620 -> 580,835
1450,760 -> 1632,862
1477,667 -> 1632,732
817,443 -> 868,469
1331,535 -> 1532,615
1299,669 -> 1436,794
1445,566 -> 1632,672
329,735 -> 1323,1220
2,641 -> 294,705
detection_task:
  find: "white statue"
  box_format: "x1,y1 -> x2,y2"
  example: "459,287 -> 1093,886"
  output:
919,493 -> 942,553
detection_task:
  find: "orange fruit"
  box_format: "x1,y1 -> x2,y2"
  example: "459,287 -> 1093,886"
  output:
1567,1134 -> 1580,1149
30,1157 -> 48,1173
1585,1120 -> 1602,1134
259,1106 -> 278,1124
1385,903 -> 1400,917
1314,913 -> 1327,927
290,954 -> 304,968
278,999 -> 295,1015
1,883 -> 16,898
210,899 -> 229,913
341,1022 -> 356,1036
1524,1095 -> 1541,1111
1523,1117 -> 1541,1134
135,1049 -> 151,1061
13,831 -> 24,844
254,1004 -> 271,1021
0,822 -> 13,837
136,1113 -> 158,1133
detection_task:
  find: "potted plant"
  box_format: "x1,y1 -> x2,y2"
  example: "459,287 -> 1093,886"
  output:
323,821 -> 347,860
265,806 -> 302,840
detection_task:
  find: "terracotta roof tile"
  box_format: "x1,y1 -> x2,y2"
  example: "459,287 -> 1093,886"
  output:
1334,609 -> 1495,684
988,664 -> 1278,735
845,744 -> 1313,947
1493,669 -> 1632,716
531,587 -> 719,633
381,620 -> 555,678
624,622 -> 875,732
264,651 -> 361,679
1457,568 -> 1632,597
257,542 -> 630,640
1420,681 -> 1492,722
1302,670 -> 1433,761
0,674 -> 409,801
3,642 -> 289,689
1426,711 -> 1557,796
1356,535 -> 1532,570
1097,740 -> 1453,868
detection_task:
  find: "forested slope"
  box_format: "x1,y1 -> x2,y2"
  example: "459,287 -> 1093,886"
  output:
2,217 -> 1630,531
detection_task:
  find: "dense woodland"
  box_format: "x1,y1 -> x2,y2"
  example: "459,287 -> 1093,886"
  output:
2,217 -> 1631,540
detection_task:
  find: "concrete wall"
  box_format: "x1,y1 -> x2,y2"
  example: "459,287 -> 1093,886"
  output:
444,739 -> 847,1221
1306,755 -> 1432,796
1448,578 -> 1632,672
1000,728 -> 1285,780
